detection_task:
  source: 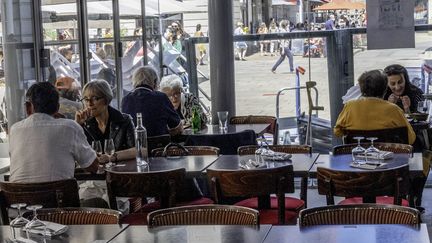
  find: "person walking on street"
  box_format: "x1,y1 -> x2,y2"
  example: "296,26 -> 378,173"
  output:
234,22 -> 248,61
271,20 -> 294,73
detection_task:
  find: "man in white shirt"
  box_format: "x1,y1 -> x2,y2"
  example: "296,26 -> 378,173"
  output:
9,82 -> 99,183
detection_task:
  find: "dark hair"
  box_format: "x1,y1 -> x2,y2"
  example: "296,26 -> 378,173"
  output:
26,82 -> 59,115
383,64 -> 411,96
358,70 -> 388,98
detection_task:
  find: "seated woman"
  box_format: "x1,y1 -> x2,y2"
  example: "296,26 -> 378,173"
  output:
334,70 -> 416,145
75,79 -> 135,161
160,74 -> 207,128
122,66 -> 183,137
383,64 -> 424,113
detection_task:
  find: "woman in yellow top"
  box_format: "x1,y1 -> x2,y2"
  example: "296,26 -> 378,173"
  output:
334,70 -> 416,144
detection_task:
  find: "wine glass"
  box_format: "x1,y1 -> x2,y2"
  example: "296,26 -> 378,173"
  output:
92,141 -> 104,173
91,140 -> 103,156
365,137 -> 380,162
25,205 -> 47,238
9,203 -> 29,241
351,136 -> 366,165
254,137 -> 265,165
104,139 -> 115,168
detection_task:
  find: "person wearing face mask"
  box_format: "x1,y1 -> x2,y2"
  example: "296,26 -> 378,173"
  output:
383,64 -> 424,113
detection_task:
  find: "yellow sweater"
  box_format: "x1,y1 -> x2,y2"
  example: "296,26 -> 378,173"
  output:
334,97 -> 416,144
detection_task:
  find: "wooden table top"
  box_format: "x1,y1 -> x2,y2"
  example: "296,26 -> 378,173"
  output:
106,155 -> 219,177
207,153 -> 319,177
263,224 -> 430,243
0,224 -> 128,243
184,124 -> 270,136
110,225 -> 272,243
309,153 -> 424,177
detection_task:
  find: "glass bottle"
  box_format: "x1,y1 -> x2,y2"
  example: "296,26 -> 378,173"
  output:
191,106 -> 201,132
135,113 -> 148,167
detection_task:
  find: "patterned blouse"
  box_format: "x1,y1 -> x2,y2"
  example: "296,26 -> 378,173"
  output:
177,92 -> 208,127
384,84 -> 424,113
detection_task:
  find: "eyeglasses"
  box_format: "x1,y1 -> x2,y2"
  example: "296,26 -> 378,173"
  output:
168,93 -> 180,100
171,25 -> 178,28
81,96 -> 103,104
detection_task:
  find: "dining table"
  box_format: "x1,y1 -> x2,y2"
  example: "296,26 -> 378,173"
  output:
109,224 -> 272,243
207,153 -> 320,177
75,155 -> 220,180
183,124 -> 271,136
309,152 -> 425,178
263,224 -> 429,243
0,224 -> 128,243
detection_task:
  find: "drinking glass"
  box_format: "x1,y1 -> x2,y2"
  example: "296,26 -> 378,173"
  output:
217,111 -> 228,131
91,140 -> 103,156
417,101 -> 429,113
25,205 -> 47,238
365,137 -> 380,162
104,139 -> 115,168
351,136 -> 366,165
9,203 -> 29,241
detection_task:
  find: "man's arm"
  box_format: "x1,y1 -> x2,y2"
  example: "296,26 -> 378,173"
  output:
84,157 -> 99,173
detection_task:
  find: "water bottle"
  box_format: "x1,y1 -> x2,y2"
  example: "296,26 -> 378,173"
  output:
135,113 -> 148,167
191,106 -> 201,132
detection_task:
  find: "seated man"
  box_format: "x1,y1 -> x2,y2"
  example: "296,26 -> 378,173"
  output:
9,82 -> 99,183
334,70 -> 416,145
122,66 -> 183,137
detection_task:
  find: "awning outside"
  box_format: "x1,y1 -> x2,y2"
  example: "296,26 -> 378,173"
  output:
313,0 -> 365,11
42,0 -> 198,16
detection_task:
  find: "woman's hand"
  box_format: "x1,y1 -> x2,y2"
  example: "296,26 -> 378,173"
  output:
388,94 -> 399,104
75,108 -> 91,125
401,96 -> 411,113
97,154 -> 110,164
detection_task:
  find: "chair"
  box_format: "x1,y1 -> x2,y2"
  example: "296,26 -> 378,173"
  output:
185,130 -> 257,155
106,168 -> 185,211
299,204 -> 420,227
333,142 -> 413,155
207,165 -> 304,225
148,134 -> 171,155
237,145 -> 311,207
229,115 -> 278,145
343,127 -> 408,144
152,143 -> 220,157
317,165 -> 410,206
0,179 -> 80,224
147,205 -> 259,227
23,207 -> 122,225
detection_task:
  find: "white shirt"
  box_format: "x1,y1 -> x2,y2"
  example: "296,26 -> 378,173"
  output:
9,113 -> 96,183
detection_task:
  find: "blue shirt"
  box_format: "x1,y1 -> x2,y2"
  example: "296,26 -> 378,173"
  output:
325,19 -> 335,30
122,86 -> 181,137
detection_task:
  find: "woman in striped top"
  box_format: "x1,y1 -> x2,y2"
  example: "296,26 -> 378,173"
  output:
383,64 -> 424,113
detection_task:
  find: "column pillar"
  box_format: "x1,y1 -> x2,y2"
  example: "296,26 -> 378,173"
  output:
326,29 -> 354,145
208,0 -> 236,124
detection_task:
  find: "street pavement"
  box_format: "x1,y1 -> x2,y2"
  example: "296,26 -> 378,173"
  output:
198,32 -> 432,123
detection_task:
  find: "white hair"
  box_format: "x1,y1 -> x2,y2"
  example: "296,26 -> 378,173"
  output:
160,74 -> 183,91
132,66 -> 159,89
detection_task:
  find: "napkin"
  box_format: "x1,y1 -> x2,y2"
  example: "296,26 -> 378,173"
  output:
25,221 -> 68,237
356,151 -> 394,160
350,162 -> 379,170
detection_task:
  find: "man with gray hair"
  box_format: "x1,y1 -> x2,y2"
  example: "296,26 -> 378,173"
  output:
122,66 -> 183,136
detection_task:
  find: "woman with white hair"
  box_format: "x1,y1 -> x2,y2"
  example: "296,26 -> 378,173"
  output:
160,74 -> 207,128
122,66 -> 183,136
